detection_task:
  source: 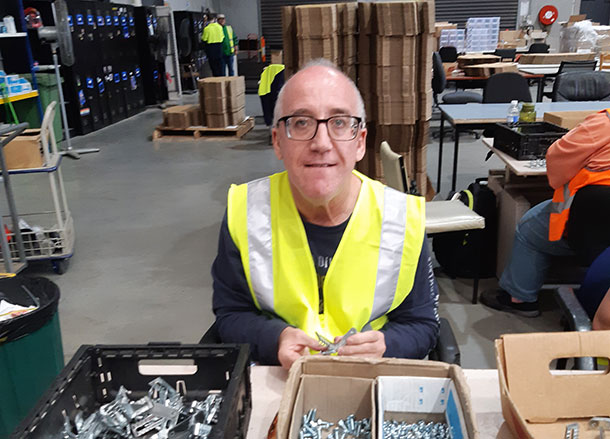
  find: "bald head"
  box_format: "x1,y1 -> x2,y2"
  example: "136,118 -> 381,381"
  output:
273,60 -> 366,127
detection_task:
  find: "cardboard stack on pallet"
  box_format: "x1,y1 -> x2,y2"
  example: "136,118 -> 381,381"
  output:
337,3 -> 358,83
197,76 -> 246,128
161,105 -> 203,129
281,1 -> 435,197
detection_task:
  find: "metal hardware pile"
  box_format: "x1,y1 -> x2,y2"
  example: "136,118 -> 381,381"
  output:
382,420 -> 450,439
299,410 -> 371,439
60,378 -> 222,439
526,158 -> 546,169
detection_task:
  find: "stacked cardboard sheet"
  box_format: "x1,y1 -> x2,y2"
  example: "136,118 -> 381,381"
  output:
197,76 -> 246,128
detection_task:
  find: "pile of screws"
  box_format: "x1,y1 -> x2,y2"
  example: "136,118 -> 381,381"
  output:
299,410 -> 371,439
526,158 -> 546,169
60,378 -> 223,439
382,420 -> 450,439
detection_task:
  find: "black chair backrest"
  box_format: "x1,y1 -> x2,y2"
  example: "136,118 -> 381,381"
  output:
557,60 -> 598,75
439,46 -> 458,62
552,71 -> 610,102
494,48 -> 516,61
528,43 -> 550,53
483,72 -> 532,103
432,51 -> 447,95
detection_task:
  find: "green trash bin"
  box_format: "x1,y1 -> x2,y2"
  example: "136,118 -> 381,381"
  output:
15,73 -> 64,142
0,277 -> 64,438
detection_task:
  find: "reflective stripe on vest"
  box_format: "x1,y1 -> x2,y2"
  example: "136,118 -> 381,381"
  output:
548,110 -> 610,241
226,170 -> 425,341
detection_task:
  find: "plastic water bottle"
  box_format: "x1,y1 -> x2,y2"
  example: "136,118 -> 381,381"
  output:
506,100 -> 519,127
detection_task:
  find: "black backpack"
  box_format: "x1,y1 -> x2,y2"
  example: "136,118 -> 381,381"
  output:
432,178 -> 498,278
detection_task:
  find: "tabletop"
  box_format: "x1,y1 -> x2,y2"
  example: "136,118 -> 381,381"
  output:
246,366 -> 512,439
481,137 -> 547,176
439,101 -> 610,124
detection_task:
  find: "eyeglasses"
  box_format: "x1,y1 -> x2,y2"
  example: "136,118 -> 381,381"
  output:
277,115 -> 363,141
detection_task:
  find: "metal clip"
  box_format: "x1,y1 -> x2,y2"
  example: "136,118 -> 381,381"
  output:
565,423 -> 579,439
589,417 -> 610,439
317,328 -> 357,355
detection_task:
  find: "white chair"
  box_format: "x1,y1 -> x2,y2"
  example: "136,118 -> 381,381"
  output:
380,141 -> 485,303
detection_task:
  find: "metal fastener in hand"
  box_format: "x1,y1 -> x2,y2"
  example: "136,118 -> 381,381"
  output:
316,327 -> 358,355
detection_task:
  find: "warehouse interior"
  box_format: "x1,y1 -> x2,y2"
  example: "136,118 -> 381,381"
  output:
2,0 -> 610,437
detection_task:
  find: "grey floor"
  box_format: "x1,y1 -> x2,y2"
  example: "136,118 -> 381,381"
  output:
16,92 -> 563,369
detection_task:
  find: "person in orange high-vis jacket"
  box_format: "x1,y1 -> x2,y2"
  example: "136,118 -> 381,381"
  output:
481,110 -> 610,317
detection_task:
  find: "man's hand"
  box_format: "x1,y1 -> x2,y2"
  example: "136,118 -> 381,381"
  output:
335,330 -> 386,358
278,327 -> 323,369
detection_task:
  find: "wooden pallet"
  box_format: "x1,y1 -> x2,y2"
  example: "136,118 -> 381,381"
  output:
153,116 -> 255,140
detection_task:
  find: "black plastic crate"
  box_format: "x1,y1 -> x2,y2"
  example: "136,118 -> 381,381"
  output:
11,344 -> 251,439
493,122 -> 569,160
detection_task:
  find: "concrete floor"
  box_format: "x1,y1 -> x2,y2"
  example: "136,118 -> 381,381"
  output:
16,93 -> 563,369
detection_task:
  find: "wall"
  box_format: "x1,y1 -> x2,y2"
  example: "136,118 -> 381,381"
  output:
519,0 -> 581,50
215,0 -> 261,39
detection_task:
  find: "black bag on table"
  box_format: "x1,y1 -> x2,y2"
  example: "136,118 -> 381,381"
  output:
432,178 -> 498,278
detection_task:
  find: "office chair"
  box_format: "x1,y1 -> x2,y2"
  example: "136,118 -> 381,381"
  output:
493,48 -> 516,62
432,52 -> 482,105
483,72 -> 532,103
552,71 -> 610,102
558,60 -> 597,75
527,43 -> 549,53
439,46 -> 458,62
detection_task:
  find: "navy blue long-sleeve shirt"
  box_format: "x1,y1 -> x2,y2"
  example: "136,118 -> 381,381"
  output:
212,212 -> 439,365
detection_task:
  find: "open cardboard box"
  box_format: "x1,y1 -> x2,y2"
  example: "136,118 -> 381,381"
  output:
277,356 -> 479,439
377,376 -> 469,439
496,331 -> 610,439
3,128 -> 44,170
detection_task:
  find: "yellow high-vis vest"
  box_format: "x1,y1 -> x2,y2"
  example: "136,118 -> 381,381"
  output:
202,22 -> 224,44
226,170 -> 426,342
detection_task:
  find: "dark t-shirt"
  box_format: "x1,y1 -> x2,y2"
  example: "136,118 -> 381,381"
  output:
212,211 -> 439,365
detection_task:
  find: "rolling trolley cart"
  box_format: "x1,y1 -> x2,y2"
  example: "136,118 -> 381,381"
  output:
1,102 -> 74,274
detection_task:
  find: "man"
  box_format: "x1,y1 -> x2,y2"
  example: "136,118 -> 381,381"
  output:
217,14 -> 238,76
201,15 -> 224,77
212,60 -> 439,369
481,110 -> 610,317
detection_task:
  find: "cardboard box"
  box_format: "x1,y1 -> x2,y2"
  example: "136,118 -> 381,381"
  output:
377,376 -> 469,438
418,34 -> 435,89
457,54 -> 501,69
496,331 -> 610,439
543,110 -> 598,130
204,93 -> 245,114
198,76 -> 246,100
358,2 -> 375,35
462,62 -> 518,76
282,6 -> 297,68
337,2 -> 358,35
205,106 -> 245,128
276,347 -> 479,439
374,2 -> 419,36
498,30 -> 525,49
163,105 -> 202,129
373,66 -> 417,98
418,89 -> 433,121
374,36 -> 418,66
4,131 -> 43,170
297,36 -> 339,64
434,22 -> 457,38
518,52 -> 595,64
295,4 -> 337,38
358,64 -> 372,95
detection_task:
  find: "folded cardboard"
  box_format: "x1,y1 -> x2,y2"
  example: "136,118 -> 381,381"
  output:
543,110 -> 599,130
277,356 -> 479,439
518,52 -> 595,64
374,95 -> 418,125
374,2 -> 419,36
373,66 -> 417,97
457,54 -> 501,69
163,105 -> 202,129
374,36 -> 418,66
288,375 -> 373,439
358,33 -> 373,65
340,35 -> 358,65
341,64 -> 357,83
297,36 -> 339,64
282,6 -> 297,68
206,106 -> 245,128
498,30 -> 526,49
337,2 -> 358,35
417,0 -> 435,34
358,2 -> 375,35
496,331 -> 610,439
204,93 -> 245,114
377,376 -> 468,439
463,62 -> 518,76
418,89 -> 433,121
374,124 -> 416,153
4,131 -> 43,170
198,76 -> 246,100
417,34 -> 435,89
295,4 -> 337,38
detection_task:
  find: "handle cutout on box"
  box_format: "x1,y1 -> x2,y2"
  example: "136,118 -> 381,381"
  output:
138,359 -> 197,375
548,357 -> 609,374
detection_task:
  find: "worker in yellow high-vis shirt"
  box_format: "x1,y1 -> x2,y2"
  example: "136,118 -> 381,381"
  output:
201,15 -> 224,76
217,14 -> 238,76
